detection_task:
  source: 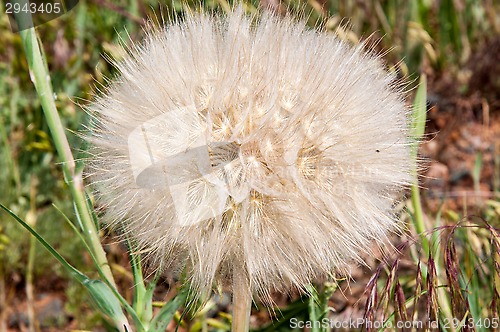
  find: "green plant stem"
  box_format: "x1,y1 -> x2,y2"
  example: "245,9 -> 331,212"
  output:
410,74 -> 429,256
410,75 -> 453,326
14,6 -> 116,289
232,266 -> 252,332
1,204 -> 132,331
126,235 -> 150,326
411,183 -> 428,254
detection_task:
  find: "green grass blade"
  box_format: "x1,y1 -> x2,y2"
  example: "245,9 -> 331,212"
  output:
307,285 -> 321,332
148,287 -> 188,332
411,75 -> 427,150
125,235 -> 150,324
306,283 -> 336,332
53,203 -> 115,282
13,0 -> 116,288
1,203 -> 135,330
1,203 -> 87,283
51,205 -> 146,330
410,74 -> 429,255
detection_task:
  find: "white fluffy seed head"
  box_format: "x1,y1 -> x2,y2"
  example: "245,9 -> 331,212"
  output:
86,8 -> 412,302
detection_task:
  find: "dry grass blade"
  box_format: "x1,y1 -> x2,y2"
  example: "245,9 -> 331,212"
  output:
394,280 -> 408,324
410,261 -> 423,325
425,255 -> 439,326
363,267 -> 381,330
444,236 -> 468,319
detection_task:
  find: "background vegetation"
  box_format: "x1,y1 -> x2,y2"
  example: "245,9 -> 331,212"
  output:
1,0 -> 499,331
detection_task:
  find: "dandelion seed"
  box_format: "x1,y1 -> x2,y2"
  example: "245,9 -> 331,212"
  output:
86,7 -> 412,331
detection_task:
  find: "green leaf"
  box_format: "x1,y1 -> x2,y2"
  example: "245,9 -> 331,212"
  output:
148,287 -> 188,332
0,203 -> 132,331
409,75 -> 429,256
83,279 -> 130,332
125,235 -> 150,324
411,74 -> 427,152
1,203 -> 87,283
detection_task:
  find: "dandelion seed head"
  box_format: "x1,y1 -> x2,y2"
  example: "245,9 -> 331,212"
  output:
87,8 -> 413,302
